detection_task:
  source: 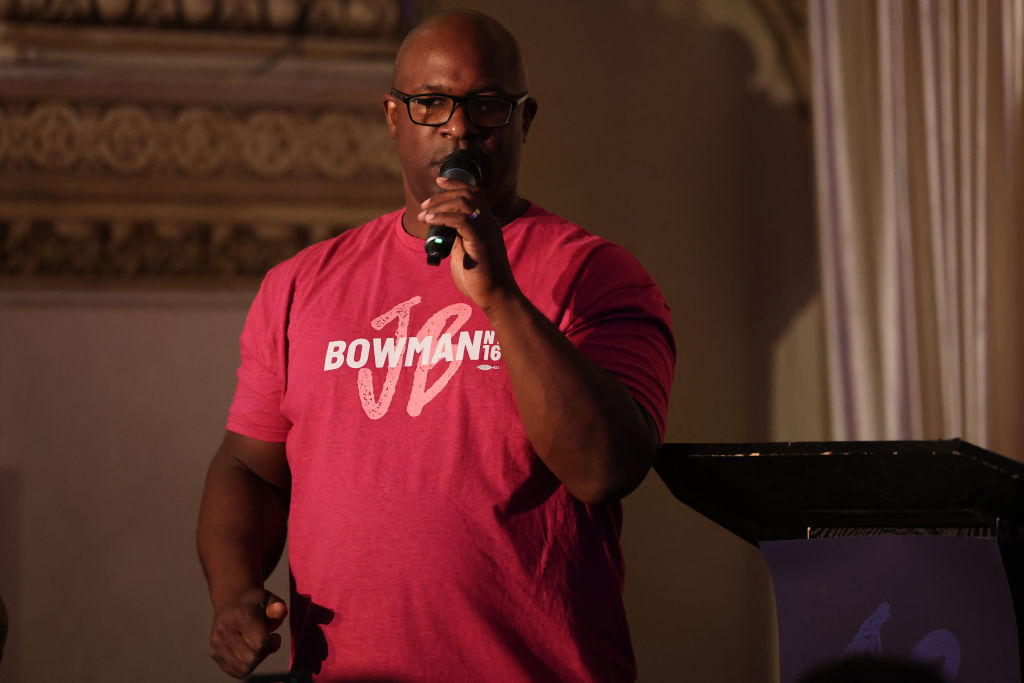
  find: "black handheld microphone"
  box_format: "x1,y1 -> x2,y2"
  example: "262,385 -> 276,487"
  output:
425,149 -> 483,266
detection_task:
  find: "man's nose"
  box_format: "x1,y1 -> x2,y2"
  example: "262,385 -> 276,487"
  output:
441,101 -> 479,138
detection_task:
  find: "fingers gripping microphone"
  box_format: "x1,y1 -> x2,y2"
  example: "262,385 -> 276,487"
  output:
425,150 -> 482,266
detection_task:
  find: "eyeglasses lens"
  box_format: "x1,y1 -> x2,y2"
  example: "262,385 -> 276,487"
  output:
409,96 -> 451,125
467,98 -> 511,127
408,96 -> 512,127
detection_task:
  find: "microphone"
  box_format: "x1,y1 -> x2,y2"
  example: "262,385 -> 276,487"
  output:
425,149 -> 482,266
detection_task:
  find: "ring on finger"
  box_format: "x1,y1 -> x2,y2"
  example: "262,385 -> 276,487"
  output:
468,208 -> 481,220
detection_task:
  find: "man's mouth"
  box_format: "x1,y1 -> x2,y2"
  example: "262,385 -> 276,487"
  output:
433,152 -> 477,166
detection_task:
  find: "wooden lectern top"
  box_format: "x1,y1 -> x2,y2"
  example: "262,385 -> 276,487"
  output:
654,439 -> 1024,545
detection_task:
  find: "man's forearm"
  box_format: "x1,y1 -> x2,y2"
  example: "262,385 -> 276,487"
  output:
197,454 -> 289,608
484,290 -> 660,504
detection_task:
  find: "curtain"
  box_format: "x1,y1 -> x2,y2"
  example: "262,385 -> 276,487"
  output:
810,0 -> 1024,457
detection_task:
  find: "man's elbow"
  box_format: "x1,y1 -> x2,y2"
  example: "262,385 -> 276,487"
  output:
556,402 -> 662,504
566,470 -> 649,505
566,443 -> 659,505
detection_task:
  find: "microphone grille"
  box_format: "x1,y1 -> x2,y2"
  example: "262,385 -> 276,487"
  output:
439,150 -> 482,185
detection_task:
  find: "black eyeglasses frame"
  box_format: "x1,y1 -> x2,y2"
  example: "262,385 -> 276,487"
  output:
389,88 -> 530,128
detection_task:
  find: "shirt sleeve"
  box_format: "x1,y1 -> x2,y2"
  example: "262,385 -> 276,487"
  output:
226,262 -> 295,443
561,242 -> 677,439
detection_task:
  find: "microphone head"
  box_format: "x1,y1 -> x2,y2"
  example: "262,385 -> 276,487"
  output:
439,149 -> 482,187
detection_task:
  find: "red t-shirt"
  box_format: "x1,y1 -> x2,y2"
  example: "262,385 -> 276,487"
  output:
228,205 -> 675,682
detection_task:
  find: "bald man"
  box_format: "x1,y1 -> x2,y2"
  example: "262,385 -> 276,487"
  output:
198,10 -> 675,682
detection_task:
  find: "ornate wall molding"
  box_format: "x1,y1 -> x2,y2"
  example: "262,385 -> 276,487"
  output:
0,0 -> 413,282
637,0 -> 809,109
0,100 -> 401,181
0,220 -> 365,280
0,0 -> 403,37
700,0 -> 809,109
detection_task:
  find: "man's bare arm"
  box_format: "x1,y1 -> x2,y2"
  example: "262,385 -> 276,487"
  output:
423,180 -> 662,505
484,291 -> 660,504
197,431 -> 291,678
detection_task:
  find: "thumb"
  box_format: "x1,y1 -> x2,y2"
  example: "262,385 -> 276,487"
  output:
264,592 -> 288,626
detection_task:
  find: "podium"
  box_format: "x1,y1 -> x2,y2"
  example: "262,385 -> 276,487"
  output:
654,439 -> 1024,682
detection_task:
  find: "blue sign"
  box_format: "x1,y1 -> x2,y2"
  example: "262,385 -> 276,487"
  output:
762,535 -> 1020,682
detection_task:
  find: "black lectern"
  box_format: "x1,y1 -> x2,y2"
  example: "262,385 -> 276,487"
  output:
655,439 -> 1024,683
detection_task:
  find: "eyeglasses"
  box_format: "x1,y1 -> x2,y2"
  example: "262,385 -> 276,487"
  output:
390,88 -> 529,128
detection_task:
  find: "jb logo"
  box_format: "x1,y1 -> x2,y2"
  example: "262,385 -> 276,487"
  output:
845,601 -> 961,679
322,296 -> 501,420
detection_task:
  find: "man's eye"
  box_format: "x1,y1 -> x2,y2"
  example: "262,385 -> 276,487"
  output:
412,97 -> 449,110
472,99 -> 501,114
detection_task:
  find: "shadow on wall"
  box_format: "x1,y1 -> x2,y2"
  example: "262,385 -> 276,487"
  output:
727,22 -> 820,440
499,0 -> 821,442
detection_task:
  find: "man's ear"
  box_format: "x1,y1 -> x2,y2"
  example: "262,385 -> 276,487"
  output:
521,98 -> 538,141
382,96 -> 399,139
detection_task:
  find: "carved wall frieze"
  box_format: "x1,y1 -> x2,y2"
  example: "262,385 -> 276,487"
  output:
0,0 -> 413,282
0,0 -> 403,37
636,0 -> 810,109
0,100 -> 402,181
0,220 -> 362,280
699,0 -> 810,110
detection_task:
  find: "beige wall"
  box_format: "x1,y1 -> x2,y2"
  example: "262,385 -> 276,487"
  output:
0,291 -> 259,682
0,2 -> 825,682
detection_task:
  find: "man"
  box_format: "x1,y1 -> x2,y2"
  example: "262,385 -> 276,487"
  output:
198,10 -> 675,682
0,592 -> 7,665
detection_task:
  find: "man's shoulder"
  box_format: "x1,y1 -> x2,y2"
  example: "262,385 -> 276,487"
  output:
513,204 -> 607,250
513,204 -> 642,271
261,209 -> 402,284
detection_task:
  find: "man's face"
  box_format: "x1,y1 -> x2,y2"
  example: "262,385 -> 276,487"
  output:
383,26 -> 534,212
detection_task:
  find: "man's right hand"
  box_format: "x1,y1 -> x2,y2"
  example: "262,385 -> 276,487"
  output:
209,588 -> 288,679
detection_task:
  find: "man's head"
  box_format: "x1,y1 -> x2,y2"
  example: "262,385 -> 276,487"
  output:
383,11 -> 537,217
